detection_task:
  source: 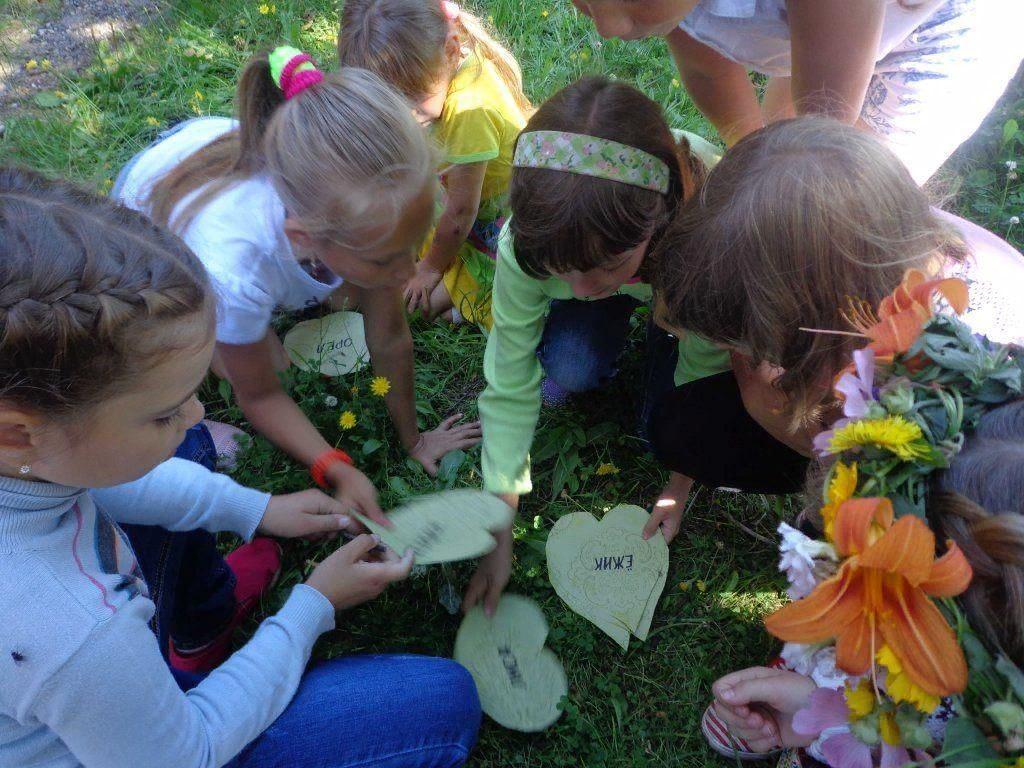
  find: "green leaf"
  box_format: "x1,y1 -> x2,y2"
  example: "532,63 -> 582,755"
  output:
942,716 -> 998,762
997,654 -> 1024,701
438,449 -> 467,485
984,701 -> 1024,739
1003,119 -> 1019,147
387,476 -> 410,496
217,378 -> 233,405
361,438 -> 382,455
33,91 -> 62,108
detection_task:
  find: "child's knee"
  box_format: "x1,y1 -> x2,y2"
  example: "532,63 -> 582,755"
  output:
539,346 -> 609,393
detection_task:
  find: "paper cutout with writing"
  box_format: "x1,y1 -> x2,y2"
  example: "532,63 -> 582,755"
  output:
545,504 -> 668,650
283,311 -> 369,377
454,594 -> 567,732
353,489 -> 513,565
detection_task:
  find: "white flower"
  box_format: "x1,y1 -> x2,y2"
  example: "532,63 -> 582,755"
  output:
1010,216 -> 1021,226
780,642 -> 853,690
1010,172 -> 1019,181
1006,160 -> 1018,171
778,522 -> 838,599
323,395 -> 338,407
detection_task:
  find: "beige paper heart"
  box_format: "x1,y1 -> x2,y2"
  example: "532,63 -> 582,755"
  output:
283,311 -> 368,377
545,504 -> 668,650
453,594 -> 567,732
354,489 -> 513,565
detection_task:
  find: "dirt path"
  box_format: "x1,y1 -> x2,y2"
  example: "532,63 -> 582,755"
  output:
1,0 -> 163,118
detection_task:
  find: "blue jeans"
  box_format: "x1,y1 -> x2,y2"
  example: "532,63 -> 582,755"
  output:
223,655 -> 481,768
123,423 -> 237,657
537,296 -> 678,441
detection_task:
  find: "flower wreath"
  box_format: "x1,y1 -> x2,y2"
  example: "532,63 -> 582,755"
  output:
765,270 -> 1024,767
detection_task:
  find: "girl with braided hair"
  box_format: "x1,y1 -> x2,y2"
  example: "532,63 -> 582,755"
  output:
0,167 -> 480,768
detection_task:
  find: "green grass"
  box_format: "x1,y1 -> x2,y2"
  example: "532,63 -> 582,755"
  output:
1,1 -> 1021,765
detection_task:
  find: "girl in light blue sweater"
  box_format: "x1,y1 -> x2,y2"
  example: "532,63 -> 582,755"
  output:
0,167 -> 480,768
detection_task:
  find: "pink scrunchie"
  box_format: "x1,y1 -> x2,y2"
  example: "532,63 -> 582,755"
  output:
279,53 -> 323,100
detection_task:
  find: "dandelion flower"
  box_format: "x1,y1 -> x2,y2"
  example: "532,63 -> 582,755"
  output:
338,411 -> 357,430
258,3 -> 271,13
696,580 -> 707,592
40,59 -> 51,70
595,462 -> 619,476
25,59 -> 38,71
370,376 -> 391,397
826,415 -> 932,461
541,8 -> 549,16
323,395 -> 338,407
145,116 -> 159,126
194,90 -> 204,101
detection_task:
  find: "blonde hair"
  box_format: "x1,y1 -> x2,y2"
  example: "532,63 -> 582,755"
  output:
656,116 -> 967,425
338,0 -> 531,115
146,54 -> 434,248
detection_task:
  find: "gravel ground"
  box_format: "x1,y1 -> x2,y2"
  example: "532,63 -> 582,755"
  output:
1,0 -> 163,117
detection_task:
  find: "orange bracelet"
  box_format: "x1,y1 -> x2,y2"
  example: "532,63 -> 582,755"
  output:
310,448 -> 354,489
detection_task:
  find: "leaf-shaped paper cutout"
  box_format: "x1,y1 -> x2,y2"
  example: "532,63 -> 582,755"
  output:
354,489 -> 513,565
546,504 -> 669,650
453,594 -> 567,732
283,311 -> 369,377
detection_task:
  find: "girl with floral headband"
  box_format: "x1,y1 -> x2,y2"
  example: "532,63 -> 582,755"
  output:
114,47 -> 481,534
572,0 -> 1023,185
464,76 -> 722,615
339,0 -> 530,329
700,273 -> 1024,767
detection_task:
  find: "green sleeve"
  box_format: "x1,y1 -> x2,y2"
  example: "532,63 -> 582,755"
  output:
478,226 -> 551,494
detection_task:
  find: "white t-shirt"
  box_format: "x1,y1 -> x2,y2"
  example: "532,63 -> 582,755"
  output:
117,117 -> 343,345
679,0 -> 944,77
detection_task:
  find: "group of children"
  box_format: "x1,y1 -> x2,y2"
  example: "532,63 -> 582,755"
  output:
2,0 -> 1024,765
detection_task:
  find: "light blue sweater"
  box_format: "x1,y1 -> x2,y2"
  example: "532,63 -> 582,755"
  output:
0,458 -> 336,768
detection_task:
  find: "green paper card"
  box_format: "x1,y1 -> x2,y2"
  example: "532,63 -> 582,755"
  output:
546,504 -> 669,650
454,594 -> 567,732
354,489 -> 512,565
283,311 -> 368,377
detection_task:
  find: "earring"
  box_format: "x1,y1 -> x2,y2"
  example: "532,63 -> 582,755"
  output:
18,465 -> 30,475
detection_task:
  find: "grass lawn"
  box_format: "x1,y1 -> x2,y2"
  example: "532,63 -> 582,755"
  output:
1,1 -> 1022,765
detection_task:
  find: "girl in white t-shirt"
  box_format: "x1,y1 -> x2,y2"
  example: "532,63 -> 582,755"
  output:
571,0 -> 1023,184
117,47 -> 480,524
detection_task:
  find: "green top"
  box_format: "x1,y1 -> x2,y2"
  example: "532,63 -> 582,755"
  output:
478,128 -> 729,495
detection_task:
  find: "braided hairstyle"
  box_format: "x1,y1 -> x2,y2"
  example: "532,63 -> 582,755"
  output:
932,399 -> 1024,667
0,167 -> 211,418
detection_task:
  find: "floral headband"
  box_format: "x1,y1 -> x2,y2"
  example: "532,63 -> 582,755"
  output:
269,45 -> 323,100
513,131 -> 670,194
764,270 -> 1024,767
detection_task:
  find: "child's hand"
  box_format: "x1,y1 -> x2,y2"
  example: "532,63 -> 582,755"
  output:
643,471 -> 692,543
403,263 -> 443,315
305,534 -> 414,611
258,489 -> 361,540
409,413 -> 482,476
711,667 -> 818,752
326,461 -> 393,530
464,522 -> 513,617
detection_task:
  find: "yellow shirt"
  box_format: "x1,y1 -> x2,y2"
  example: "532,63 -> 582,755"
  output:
433,51 -> 527,219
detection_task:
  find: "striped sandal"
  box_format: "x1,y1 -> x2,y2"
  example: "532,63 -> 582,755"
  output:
701,704 -> 783,763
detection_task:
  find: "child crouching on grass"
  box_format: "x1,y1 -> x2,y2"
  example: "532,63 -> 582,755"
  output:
339,0 -> 530,330
0,168 -> 480,768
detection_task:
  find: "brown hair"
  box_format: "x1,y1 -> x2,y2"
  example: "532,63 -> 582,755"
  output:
146,54 -> 433,247
508,75 -> 705,280
656,116 -> 967,423
0,167 -> 210,418
338,0 -> 531,115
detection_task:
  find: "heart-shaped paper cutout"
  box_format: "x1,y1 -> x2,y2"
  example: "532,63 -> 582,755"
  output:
453,594 -> 567,732
283,311 -> 369,377
354,489 -> 512,565
546,504 -> 668,650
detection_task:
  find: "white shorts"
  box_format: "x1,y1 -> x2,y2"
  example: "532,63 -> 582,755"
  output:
861,0 -> 1024,184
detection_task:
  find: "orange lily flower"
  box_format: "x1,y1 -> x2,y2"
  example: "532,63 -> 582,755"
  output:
765,497 -> 972,697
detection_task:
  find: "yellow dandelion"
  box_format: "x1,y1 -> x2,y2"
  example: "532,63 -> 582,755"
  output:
54,90 -> 66,98
671,78 -> 680,88
595,462 -> 619,476
820,461 -> 857,541
579,50 -> 590,62
370,376 -> 391,397
258,3 -> 271,13
827,415 -> 931,461
541,8 -> 549,16
879,711 -> 902,747
40,59 -> 51,70
695,580 -> 707,592
25,59 -> 38,71
844,679 -> 875,720
193,90 -> 204,101
678,581 -> 690,592
145,116 -> 159,126
877,645 -> 940,714
350,385 -> 359,395
338,411 -> 357,430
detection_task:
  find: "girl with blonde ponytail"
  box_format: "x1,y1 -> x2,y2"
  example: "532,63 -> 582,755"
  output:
339,0 -> 530,328
115,47 -> 481,525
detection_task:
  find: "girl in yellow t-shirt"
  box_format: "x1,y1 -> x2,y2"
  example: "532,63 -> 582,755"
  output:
339,0 -> 530,330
